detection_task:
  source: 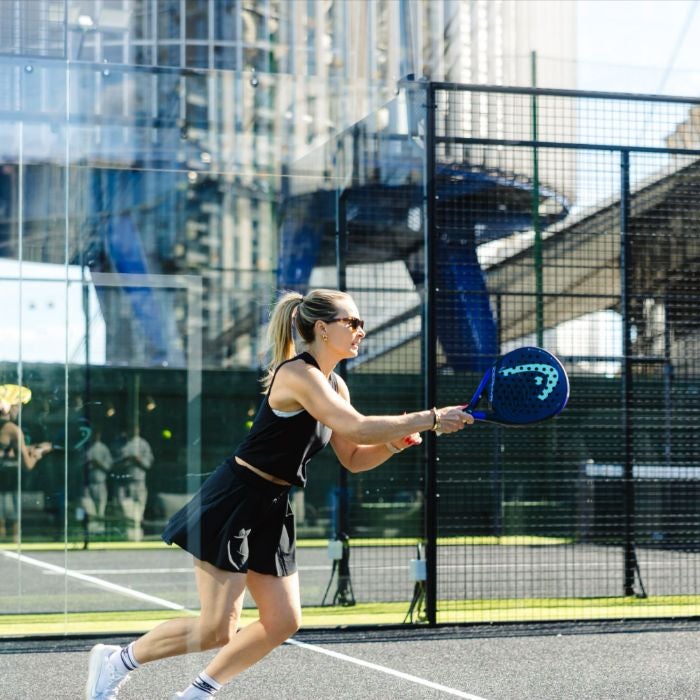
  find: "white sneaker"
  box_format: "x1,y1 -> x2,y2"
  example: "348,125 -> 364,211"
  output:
85,644 -> 130,699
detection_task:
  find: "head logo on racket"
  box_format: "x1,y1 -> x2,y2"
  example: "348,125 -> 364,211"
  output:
498,363 -> 560,401
467,347 -> 569,427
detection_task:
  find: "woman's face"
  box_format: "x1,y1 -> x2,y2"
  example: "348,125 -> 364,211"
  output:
323,301 -> 366,358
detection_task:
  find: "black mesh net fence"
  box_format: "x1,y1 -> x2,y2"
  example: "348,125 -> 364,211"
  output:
281,84 -> 700,624
429,86 -> 699,623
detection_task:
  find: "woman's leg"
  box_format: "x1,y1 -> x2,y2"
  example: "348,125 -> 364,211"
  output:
132,558 -> 247,663
200,569 -> 302,685
86,559 -> 246,699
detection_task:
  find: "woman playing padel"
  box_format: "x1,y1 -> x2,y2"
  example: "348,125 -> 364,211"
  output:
85,289 -> 472,700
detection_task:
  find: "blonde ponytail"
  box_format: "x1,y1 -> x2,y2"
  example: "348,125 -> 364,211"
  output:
261,288 -> 353,391
262,291 -> 303,390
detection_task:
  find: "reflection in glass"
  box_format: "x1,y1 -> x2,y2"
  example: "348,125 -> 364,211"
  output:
1,0 -> 467,633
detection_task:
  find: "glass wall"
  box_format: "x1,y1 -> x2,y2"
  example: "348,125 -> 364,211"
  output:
0,0 -> 447,638
1,6 -> 430,629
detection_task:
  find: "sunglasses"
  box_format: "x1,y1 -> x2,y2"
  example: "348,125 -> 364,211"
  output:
327,316 -> 365,331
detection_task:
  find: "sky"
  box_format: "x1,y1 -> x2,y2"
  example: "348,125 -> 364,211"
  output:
4,1 -> 700,365
0,259 -> 106,364
576,0 -> 700,95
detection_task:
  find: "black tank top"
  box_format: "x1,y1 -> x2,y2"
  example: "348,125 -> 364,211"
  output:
234,352 -> 338,487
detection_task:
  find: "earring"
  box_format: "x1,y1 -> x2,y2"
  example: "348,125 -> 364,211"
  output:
322,332 -> 328,342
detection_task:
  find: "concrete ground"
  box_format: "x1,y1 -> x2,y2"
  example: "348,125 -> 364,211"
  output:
1,620 -> 699,700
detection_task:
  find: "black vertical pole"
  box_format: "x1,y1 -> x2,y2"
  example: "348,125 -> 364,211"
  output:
663,295 -> 673,468
620,150 -> 636,596
333,184 -> 355,605
336,189 -> 348,519
423,83 -> 438,625
492,293 -> 503,535
530,52 -> 544,347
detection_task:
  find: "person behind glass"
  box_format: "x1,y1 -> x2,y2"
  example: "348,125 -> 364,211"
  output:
0,384 -> 52,538
82,431 -> 113,535
115,425 -> 153,541
85,289 -> 473,700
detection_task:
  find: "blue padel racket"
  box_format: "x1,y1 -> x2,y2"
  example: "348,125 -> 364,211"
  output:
464,347 -> 569,426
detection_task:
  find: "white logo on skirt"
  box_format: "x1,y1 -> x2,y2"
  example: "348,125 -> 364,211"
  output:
227,528 -> 251,570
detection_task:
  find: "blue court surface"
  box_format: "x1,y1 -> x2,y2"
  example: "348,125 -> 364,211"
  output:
1,620 -> 699,699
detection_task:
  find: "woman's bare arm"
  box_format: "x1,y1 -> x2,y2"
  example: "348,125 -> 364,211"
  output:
273,360 -> 470,445
2,422 -> 50,470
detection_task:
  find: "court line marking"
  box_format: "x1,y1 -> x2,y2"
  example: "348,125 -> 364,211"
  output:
6,550 -> 489,698
40,567 -> 195,575
39,565 -> 334,575
2,550 -> 187,611
36,561 -> 634,576
286,638 -> 490,700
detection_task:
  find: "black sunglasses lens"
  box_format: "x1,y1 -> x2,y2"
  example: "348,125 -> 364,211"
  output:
330,317 -> 364,330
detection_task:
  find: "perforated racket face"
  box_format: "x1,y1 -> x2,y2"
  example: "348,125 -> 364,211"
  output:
488,347 -> 569,425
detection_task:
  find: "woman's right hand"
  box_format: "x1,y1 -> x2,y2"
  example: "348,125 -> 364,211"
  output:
434,405 -> 473,434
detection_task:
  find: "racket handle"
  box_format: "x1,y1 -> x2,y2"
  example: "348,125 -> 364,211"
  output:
436,405 -> 470,435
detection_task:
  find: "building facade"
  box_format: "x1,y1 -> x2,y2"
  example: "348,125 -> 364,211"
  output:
1,0 -> 577,368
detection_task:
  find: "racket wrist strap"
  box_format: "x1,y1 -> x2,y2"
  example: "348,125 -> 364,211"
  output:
385,442 -> 403,454
431,407 -> 441,432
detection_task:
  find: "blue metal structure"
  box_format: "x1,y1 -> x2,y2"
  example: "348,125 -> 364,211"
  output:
277,163 -> 569,372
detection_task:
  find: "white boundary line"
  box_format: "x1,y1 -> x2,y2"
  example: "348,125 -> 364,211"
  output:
5,550 -> 489,699
2,550 -> 187,611
286,638 -> 490,700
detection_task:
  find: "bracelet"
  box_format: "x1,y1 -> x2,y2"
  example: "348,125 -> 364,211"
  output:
431,407 -> 442,433
385,442 -> 403,454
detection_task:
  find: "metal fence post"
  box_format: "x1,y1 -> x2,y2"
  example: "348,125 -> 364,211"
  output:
336,186 -> 348,520
531,52 -> 544,347
423,82 -> 438,625
620,149 -> 637,596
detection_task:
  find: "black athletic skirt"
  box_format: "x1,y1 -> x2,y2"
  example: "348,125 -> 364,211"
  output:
162,457 -> 296,576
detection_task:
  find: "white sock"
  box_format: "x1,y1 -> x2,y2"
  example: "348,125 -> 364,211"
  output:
108,642 -> 140,676
178,671 -> 222,698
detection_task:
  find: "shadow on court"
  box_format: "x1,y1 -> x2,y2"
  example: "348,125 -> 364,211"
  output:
1,621 -> 699,699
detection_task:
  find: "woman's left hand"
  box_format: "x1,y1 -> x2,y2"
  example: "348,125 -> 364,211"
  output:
396,432 -> 422,450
